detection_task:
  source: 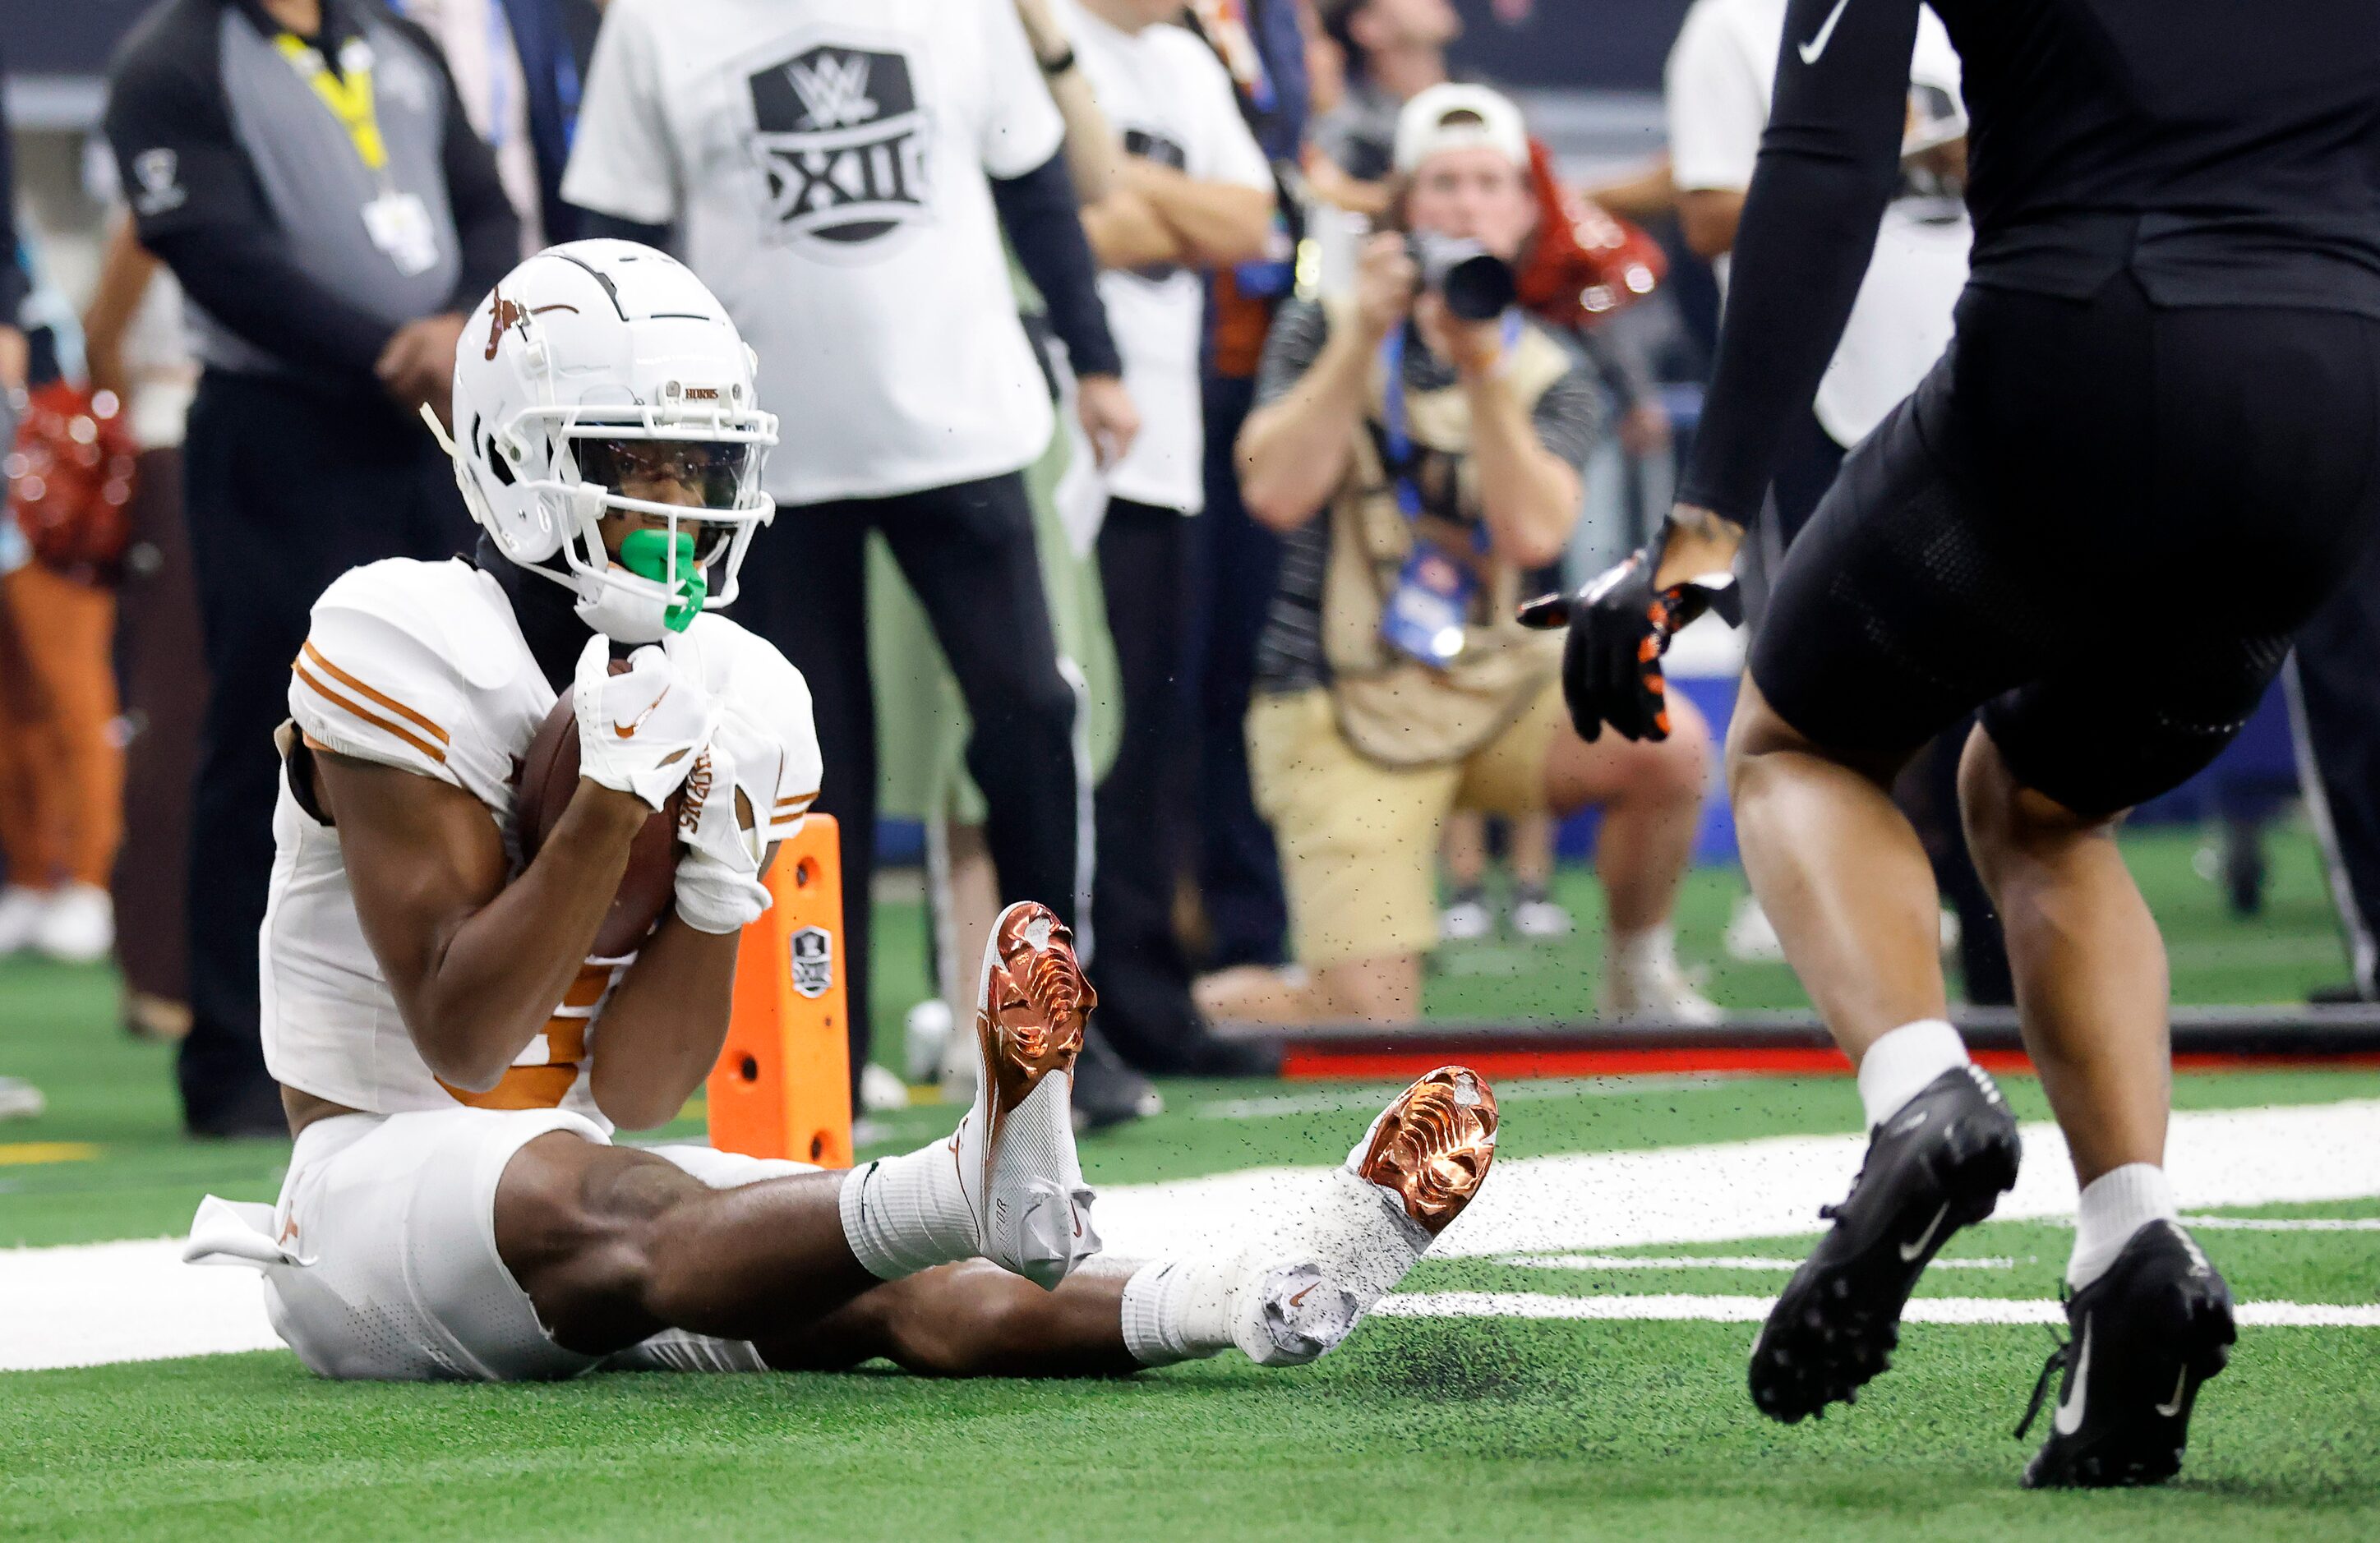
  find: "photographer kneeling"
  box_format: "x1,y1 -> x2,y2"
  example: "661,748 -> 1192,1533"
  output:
1206,85 -> 1714,1026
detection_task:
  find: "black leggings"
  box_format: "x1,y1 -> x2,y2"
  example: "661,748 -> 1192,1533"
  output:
1755,274 -> 2380,816
727,473 -> 1082,1085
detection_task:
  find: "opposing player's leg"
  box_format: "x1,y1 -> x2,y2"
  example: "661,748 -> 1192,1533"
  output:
1959,679 -> 2262,1487
756,1066 -> 1500,1376
498,900 -> 1100,1357
1722,375 -> 2041,1423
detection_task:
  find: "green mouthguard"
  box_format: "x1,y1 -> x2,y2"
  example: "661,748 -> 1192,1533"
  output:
618,528 -> 708,632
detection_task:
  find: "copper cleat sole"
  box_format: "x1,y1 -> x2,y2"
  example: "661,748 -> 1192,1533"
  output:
975,901 -> 1095,1123
1356,1066 -> 1499,1236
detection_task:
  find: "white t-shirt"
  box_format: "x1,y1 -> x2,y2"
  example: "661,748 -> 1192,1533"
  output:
563,0 -> 1066,504
1059,0 -> 1271,514
1666,0 -> 1971,446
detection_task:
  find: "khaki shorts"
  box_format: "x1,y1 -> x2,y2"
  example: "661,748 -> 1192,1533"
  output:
1248,683 -> 1565,969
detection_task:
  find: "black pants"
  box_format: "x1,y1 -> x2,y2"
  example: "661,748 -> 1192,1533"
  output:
1091,497 -> 1204,1068
1188,371 -> 1289,969
2288,527 -> 2380,997
178,373 -> 473,1131
730,473 -> 1082,1084
1757,274 -> 2380,818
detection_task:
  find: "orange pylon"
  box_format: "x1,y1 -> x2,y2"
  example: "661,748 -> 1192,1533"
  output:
708,813 -> 855,1167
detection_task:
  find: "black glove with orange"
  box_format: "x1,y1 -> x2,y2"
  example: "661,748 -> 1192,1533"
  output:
1516,524 -> 1742,743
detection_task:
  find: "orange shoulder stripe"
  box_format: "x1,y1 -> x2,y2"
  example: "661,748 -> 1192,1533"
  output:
293,661 -> 450,766
301,642 -> 451,745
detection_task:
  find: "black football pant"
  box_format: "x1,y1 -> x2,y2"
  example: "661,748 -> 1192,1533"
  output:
730,472 -> 1082,1090
179,373 -> 472,1134
1757,274 -> 2380,819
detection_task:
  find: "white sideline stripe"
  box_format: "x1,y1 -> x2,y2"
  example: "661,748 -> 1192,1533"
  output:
1095,1099 -> 2380,1260
1373,1292 -> 2380,1329
1195,1075 -> 1730,1121
5,1099 -> 2379,1372
1498,1253 -> 2021,1272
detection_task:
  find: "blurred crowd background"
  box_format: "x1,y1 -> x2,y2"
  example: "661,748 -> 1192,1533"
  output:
0,0 -> 2350,1139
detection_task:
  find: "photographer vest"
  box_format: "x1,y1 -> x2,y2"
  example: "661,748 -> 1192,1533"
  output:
1319,296 -> 1570,769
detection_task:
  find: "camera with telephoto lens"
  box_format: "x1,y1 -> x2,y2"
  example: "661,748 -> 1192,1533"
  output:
1406,230 -> 1518,322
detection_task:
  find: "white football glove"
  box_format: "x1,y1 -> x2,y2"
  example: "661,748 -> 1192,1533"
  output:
572,633 -> 719,811
671,718 -> 778,936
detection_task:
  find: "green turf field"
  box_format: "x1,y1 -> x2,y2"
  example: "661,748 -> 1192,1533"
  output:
2,828 -> 2374,1540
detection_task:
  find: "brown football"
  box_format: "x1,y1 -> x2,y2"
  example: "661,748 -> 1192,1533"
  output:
513,674 -> 684,957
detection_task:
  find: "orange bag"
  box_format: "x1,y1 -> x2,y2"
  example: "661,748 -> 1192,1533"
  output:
1515,138 -> 1667,328
7,382 -> 139,584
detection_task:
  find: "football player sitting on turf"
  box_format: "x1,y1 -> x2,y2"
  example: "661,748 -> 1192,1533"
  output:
182,241 -> 1497,1381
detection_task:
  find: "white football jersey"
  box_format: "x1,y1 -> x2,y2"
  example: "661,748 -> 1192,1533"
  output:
262,557 -> 823,1126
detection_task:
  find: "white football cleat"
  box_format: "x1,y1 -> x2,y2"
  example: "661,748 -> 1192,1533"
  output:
950,902 -> 1100,1289
1244,1067 -> 1501,1366
1219,1247 -> 1358,1367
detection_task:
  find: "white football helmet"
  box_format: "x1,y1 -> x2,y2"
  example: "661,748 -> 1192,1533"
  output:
438,240 -> 778,643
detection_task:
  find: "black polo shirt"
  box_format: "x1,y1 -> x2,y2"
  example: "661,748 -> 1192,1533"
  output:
104,0 -> 518,387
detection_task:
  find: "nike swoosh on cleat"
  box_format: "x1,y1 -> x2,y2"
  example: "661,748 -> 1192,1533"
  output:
1888,1107 -> 1930,1138
1797,0 -> 1852,63
2055,1317 -> 2093,1435
2153,1366 -> 2189,1419
1288,1283 -> 1316,1309
1898,1201 -> 1952,1263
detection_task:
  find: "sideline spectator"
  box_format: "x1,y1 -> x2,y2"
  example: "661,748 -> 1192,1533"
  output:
0,289 -> 128,971
1309,0 -> 1456,196
105,0 -> 519,1136
83,214 -> 205,1042
389,0 -> 599,249
562,0 -> 1156,1122
1183,0 -> 1309,991
1052,0 -> 1278,1073
1210,85 -> 1716,1025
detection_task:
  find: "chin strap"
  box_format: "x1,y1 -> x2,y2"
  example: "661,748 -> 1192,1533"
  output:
418,402 -> 459,455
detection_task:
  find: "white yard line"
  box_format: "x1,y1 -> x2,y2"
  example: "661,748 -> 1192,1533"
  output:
5,1099 -> 2378,1373
1497,1254 -> 2022,1272
2179,1214 -> 2380,1232
1375,1293 -> 2380,1329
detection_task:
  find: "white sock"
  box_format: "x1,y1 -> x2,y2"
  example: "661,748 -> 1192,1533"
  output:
2068,1163 -> 2178,1292
1118,1257 -> 1234,1366
1856,1018 -> 1971,1130
835,1145 -> 977,1281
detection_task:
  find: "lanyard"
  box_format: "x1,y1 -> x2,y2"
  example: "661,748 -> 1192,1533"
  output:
274,30 -> 390,178
1380,314 -> 1522,541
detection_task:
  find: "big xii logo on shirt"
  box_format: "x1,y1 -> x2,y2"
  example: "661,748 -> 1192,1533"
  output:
748,43 -> 930,259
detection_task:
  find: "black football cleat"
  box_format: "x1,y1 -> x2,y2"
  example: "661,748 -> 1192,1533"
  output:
1750,1064 -> 2022,1422
2017,1219 -> 2235,1489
